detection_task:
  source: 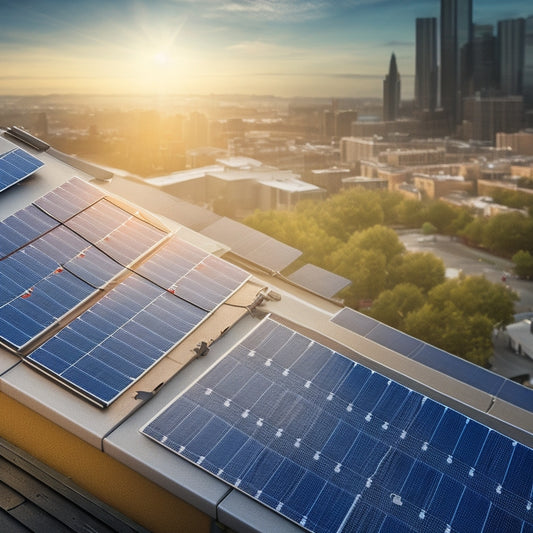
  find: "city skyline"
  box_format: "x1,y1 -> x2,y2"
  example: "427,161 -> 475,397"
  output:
1,0 -> 532,99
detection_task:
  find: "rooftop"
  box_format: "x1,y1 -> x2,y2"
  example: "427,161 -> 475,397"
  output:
0,127 -> 532,533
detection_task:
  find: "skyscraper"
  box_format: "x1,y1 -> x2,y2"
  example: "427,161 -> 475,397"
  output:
383,53 -> 401,121
440,0 -> 473,126
523,16 -> 533,110
498,18 -> 525,96
470,24 -> 498,94
415,17 -> 438,112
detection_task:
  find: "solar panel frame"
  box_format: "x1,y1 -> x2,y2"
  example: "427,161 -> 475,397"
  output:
201,217 -> 302,272
287,264 -> 351,299
331,307 -> 533,413
26,273 -> 210,407
33,176 -> 106,222
0,147 -> 44,193
135,235 -> 251,312
142,317 -> 533,533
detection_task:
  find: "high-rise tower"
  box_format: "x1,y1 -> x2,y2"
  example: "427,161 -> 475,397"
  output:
415,18 -> 438,112
470,24 -> 498,94
522,16 -> 533,110
383,53 -> 401,121
498,18 -> 525,96
440,0 -> 473,126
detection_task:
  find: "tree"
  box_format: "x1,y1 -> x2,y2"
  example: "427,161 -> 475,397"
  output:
318,188 -> 385,240
368,283 -> 425,329
447,208 -> 474,235
388,251 -> 446,293
332,249 -> 388,307
512,250 -> 533,280
428,275 -> 517,328
403,302 -> 494,367
349,225 -> 405,263
482,212 -> 533,256
395,198 -> 426,228
425,201 -> 460,234
421,222 -> 437,235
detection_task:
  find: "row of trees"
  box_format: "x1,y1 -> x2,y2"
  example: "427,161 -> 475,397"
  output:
244,188 -> 520,366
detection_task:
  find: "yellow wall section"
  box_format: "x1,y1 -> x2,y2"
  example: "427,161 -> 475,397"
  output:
0,392 -> 211,533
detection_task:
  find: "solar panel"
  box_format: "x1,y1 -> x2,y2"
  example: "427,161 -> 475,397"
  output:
33,176 -> 106,222
331,307 -> 533,414
1,178 -> 251,405
365,323 -> 424,357
0,205 -> 59,259
65,199 -> 168,266
26,274 -> 208,407
142,317 -> 533,533
135,235 -> 250,311
287,264 -> 351,299
0,139 -> 44,193
331,306 -> 379,337
0,226 -> 125,350
201,217 -> 302,272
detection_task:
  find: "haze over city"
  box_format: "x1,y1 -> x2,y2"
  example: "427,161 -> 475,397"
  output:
1,0 -> 532,98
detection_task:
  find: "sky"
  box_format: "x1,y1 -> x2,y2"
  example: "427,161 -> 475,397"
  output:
0,0 -> 532,99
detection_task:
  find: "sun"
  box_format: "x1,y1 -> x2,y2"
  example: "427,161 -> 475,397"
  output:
153,51 -> 169,66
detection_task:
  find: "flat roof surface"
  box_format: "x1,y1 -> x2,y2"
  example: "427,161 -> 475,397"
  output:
1,128 -> 532,533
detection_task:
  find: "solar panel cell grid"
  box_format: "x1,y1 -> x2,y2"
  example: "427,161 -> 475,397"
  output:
1,178 -> 250,405
26,274 -> 208,405
65,200 -> 168,266
331,307 -> 533,413
0,206 -> 58,259
135,236 -> 249,311
142,317 -> 533,533
33,177 -> 105,221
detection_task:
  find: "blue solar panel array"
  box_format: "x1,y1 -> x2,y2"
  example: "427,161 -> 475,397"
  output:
27,274 -> 207,406
142,317 -> 533,533
0,205 -> 59,259
0,177 -> 169,351
135,236 -> 251,312
0,177 -> 252,405
25,235 -> 249,406
331,307 -> 533,414
0,147 -> 44,193
33,176 -> 106,222
66,199 -> 168,266
0,225 -> 125,350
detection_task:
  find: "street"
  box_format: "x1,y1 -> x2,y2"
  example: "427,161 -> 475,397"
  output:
399,231 -> 533,384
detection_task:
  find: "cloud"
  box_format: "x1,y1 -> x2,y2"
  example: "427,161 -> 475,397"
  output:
226,40 -> 305,58
212,0 -> 328,21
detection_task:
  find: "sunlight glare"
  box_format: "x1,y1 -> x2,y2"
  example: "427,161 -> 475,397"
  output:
153,51 -> 169,66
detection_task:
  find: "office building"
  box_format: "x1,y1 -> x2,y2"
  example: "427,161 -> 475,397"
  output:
383,53 -> 401,121
463,94 -> 523,141
334,110 -> 358,138
470,24 -> 498,94
524,16 -> 533,110
415,18 -> 438,112
440,0 -> 473,126
498,18 -> 525,96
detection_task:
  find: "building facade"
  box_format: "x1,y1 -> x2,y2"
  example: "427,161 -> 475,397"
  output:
441,0 -> 473,126
415,18 -> 438,112
524,16 -> 533,110
498,18 -> 525,96
463,95 -> 524,141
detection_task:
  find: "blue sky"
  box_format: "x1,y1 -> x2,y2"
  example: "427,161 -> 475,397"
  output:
0,0 -> 531,98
